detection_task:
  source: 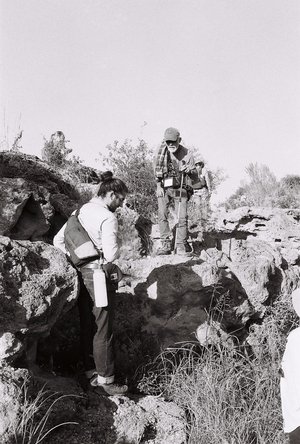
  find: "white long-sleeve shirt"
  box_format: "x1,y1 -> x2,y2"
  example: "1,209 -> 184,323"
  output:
53,197 -> 119,263
280,326 -> 300,433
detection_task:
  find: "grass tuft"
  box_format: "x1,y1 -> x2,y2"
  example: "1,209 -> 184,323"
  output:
11,378 -> 80,444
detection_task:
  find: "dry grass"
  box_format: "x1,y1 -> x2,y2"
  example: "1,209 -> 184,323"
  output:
11,379 -> 80,444
138,301 -> 297,444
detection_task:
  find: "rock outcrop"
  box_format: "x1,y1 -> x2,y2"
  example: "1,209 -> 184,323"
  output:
113,395 -> 185,444
0,235 -> 79,366
0,151 -> 82,241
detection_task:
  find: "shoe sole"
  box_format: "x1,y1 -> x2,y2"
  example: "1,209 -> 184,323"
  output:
91,386 -> 128,397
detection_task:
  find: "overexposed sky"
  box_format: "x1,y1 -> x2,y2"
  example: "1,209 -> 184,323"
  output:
1,0 -> 299,202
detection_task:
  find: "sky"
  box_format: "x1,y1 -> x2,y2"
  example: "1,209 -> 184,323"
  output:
1,0 -> 300,203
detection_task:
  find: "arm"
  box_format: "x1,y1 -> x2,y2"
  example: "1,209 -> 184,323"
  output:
100,216 -> 119,262
204,167 -> 212,194
180,152 -> 196,175
53,223 -> 67,254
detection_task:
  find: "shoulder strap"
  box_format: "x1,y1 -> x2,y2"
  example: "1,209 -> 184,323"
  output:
73,208 -> 103,258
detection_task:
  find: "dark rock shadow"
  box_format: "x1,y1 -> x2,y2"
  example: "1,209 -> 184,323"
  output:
113,262 -> 254,380
8,195 -> 50,241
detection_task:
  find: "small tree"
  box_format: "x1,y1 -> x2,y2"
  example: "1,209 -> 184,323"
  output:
277,175 -> 300,208
41,131 -> 73,167
97,139 -> 157,220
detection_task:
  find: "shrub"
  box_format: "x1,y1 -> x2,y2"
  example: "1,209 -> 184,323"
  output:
41,131 -> 72,167
225,163 -> 300,210
277,175 -> 300,209
97,139 -> 157,220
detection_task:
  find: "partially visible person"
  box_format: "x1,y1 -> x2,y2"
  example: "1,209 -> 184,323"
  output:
190,156 -> 212,241
154,127 -> 196,256
53,171 -> 129,395
280,288 -> 300,443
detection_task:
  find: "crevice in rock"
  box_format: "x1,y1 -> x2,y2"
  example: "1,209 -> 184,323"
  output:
140,423 -> 157,442
265,266 -> 283,306
9,194 -> 49,241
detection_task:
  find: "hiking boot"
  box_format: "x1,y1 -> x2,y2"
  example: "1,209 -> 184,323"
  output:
93,382 -> 128,396
90,375 -> 128,395
175,245 -> 193,257
157,240 -> 172,255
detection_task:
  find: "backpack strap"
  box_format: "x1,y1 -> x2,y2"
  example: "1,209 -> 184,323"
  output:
74,208 -> 104,259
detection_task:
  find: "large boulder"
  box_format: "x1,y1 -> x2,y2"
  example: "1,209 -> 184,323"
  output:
0,151 -> 79,199
0,177 -> 55,240
113,395 -> 185,444
216,207 -> 300,266
0,151 -> 81,240
0,236 -> 79,365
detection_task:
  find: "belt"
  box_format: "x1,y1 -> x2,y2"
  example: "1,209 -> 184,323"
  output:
81,264 -> 101,269
81,260 -> 103,269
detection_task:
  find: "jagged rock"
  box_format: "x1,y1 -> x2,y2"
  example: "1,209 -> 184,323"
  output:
227,238 -> 283,309
0,177 -> 54,240
216,207 -> 300,266
0,366 -> 29,443
113,395 -> 186,444
196,320 -> 235,347
213,208 -> 300,310
0,332 -> 24,365
0,151 -> 78,199
0,236 -> 79,364
0,151 -> 81,240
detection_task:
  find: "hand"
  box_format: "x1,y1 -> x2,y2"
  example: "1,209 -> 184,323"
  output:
180,161 -> 187,173
156,183 -> 164,197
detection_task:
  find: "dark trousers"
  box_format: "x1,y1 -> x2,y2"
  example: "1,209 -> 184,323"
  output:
289,427 -> 300,444
77,269 -> 115,379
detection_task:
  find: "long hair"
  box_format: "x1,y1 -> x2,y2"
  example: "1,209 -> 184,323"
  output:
97,171 -> 128,197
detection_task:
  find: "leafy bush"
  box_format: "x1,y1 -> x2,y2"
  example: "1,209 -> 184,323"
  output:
277,175 -> 300,209
97,139 -> 157,220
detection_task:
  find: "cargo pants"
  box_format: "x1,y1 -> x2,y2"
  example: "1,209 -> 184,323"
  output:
157,184 -> 188,248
